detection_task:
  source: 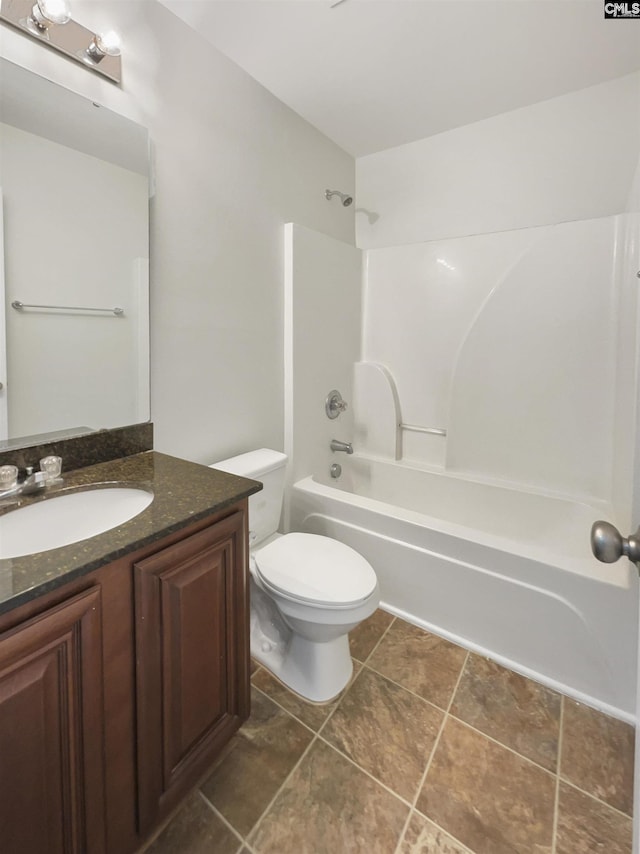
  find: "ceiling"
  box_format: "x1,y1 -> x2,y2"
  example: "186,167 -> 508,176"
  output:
159,0 -> 640,157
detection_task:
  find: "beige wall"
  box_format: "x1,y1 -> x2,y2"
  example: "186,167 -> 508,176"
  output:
0,0 -> 355,462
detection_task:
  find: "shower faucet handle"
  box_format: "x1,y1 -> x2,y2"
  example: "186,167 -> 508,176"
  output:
325,390 -> 348,419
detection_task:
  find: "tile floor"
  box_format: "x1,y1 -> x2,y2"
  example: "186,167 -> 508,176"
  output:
143,610 -> 635,854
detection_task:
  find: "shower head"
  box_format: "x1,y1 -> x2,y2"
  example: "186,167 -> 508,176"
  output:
325,189 -> 353,207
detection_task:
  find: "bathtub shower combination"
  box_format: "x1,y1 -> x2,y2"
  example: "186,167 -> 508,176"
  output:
291,457 -> 638,721
285,210 -> 640,723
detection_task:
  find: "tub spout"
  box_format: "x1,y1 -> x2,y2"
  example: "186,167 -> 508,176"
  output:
330,439 -> 353,454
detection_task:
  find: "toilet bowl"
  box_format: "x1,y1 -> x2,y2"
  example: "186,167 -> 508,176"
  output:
211,450 -> 379,702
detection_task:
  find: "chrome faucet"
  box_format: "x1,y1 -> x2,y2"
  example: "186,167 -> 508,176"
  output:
330,439 -> 353,455
0,469 -> 48,500
0,455 -> 62,500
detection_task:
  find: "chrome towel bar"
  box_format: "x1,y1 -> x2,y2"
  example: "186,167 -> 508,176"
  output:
12,300 -> 124,316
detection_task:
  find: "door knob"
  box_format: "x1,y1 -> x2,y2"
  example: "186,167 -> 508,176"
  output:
591,521 -> 640,566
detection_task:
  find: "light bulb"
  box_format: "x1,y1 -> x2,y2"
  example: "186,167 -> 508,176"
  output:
95,30 -> 121,56
86,29 -> 121,62
31,0 -> 71,28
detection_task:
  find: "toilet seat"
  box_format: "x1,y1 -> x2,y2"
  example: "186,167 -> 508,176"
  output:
254,532 -> 377,607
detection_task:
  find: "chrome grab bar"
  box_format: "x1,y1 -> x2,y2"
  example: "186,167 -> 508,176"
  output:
401,423 -> 447,437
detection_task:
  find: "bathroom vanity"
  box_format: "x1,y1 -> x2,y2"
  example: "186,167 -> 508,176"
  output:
0,451 -> 261,854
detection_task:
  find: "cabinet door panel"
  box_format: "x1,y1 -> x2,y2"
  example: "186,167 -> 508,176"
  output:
135,510 -> 249,833
0,586 -> 105,854
162,551 -> 228,771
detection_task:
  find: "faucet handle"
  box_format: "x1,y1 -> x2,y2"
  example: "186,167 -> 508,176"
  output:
40,455 -> 63,481
325,390 -> 348,419
0,465 -> 18,490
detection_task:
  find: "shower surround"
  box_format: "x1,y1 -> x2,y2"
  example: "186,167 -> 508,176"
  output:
285,72 -> 640,721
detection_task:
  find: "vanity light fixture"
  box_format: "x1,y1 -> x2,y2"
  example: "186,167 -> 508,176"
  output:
0,0 -> 122,83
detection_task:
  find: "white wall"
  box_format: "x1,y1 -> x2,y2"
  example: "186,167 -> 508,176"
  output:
357,72 -> 640,248
283,224 -> 361,523
0,0 -> 355,463
1,122 -> 148,437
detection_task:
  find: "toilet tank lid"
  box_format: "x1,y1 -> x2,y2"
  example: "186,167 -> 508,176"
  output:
210,448 -> 287,478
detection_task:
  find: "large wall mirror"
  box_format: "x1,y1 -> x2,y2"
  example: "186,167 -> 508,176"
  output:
0,58 -> 149,447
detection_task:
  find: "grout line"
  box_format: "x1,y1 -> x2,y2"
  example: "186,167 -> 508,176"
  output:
556,776 -> 635,821
361,628 -> 562,779
551,695 -> 564,854
250,682 -> 318,736
444,712 -> 559,778
197,791 -> 245,848
393,649 -> 471,854
557,697 -> 634,820
315,731 -> 414,808
362,661 -> 452,715
316,665 -> 364,737
244,733 -> 320,848
355,613 -> 397,668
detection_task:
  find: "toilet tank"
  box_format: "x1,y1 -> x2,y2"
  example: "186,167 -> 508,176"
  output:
210,449 -> 287,547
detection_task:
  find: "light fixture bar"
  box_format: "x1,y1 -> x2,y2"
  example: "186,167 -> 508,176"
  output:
0,0 -> 122,84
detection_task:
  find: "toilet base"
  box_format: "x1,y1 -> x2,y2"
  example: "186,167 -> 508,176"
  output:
253,632 -> 354,703
249,580 -> 355,702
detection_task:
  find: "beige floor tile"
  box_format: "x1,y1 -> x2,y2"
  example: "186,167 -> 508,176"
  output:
398,812 -> 473,853
556,782 -> 632,854
322,666 -> 443,800
368,619 -> 467,709
249,739 -> 409,853
200,687 -> 313,837
451,654 -> 560,770
144,791 -> 240,854
348,608 -> 395,662
141,633 -> 636,854
417,717 -> 555,854
561,700 -> 635,815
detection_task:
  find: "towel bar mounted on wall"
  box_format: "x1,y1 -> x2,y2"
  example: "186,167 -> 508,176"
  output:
12,300 -> 124,316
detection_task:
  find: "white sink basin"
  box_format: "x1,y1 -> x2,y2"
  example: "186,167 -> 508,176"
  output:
0,486 -> 154,559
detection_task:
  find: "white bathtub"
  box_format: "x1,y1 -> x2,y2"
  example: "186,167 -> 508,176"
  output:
290,456 -> 639,721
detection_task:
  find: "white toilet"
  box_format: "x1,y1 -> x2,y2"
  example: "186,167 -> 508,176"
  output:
211,449 -> 379,702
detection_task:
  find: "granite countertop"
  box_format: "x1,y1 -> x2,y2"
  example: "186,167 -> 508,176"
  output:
0,451 -> 262,617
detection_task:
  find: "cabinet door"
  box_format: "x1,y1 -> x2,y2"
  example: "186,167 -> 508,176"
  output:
134,510 -> 249,833
0,586 -> 106,854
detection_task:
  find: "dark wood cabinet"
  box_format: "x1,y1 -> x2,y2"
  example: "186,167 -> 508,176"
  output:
0,586 -> 106,854
134,510 -> 250,833
0,502 -> 250,854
